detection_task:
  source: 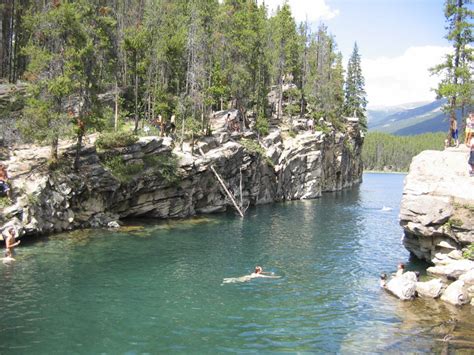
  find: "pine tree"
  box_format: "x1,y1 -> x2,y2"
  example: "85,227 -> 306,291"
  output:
430,0 -> 473,140
270,3 -> 299,119
21,1 -> 116,163
344,42 -> 367,128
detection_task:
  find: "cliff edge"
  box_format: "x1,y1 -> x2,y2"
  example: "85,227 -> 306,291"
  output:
0,119 -> 363,238
400,146 -> 474,306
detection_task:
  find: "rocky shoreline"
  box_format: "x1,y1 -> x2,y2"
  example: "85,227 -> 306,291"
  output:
399,146 -> 474,306
0,118 -> 363,239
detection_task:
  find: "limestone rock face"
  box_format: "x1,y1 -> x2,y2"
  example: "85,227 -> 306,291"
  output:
399,147 -> 474,307
400,148 -> 474,262
1,121 -> 363,236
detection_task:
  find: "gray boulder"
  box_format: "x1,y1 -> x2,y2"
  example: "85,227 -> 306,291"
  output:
415,278 -> 445,298
385,272 -> 417,300
440,280 -> 470,306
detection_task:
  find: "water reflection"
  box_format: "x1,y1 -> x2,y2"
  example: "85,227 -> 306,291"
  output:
1,173 -> 473,353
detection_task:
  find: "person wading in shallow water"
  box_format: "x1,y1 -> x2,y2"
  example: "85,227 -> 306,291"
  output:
3,227 -> 20,260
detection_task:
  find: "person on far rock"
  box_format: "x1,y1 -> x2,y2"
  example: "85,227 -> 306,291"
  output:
469,135 -> 474,177
449,118 -> 459,147
395,263 -> 405,277
465,111 -> 473,146
379,273 -> 388,288
307,118 -> 314,133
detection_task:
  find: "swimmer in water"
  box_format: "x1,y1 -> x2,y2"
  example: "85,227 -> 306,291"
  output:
222,266 -> 280,284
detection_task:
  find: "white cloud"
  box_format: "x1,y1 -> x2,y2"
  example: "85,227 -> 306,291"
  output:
362,46 -> 451,108
258,0 -> 339,22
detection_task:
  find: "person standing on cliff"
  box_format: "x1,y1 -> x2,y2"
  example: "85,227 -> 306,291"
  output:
469,135 -> 474,177
449,118 -> 459,147
465,111 -> 473,146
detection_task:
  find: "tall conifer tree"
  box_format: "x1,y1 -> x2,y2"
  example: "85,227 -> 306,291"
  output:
344,42 -> 367,128
431,0 -> 473,137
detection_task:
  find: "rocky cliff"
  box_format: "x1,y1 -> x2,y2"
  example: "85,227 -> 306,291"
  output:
1,119 -> 363,237
399,147 -> 474,305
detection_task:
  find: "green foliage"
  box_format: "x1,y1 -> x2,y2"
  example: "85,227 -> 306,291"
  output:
430,0 -> 473,119
240,138 -> 266,156
103,156 -> 144,183
284,104 -> 300,117
362,132 -> 446,172
283,87 -> 301,101
0,196 -> 11,208
21,1 -> 116,160
27,193 -> 40,206
143,154 -> 180,185
239,138 -> 273,166
95,131 -> 139,150
448,218 -> 463,228
255,114 -> 269,137
463,244 -> 474,260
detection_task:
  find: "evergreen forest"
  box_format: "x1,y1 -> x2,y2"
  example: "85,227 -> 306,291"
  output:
362,132 -> 446,172
0,0 -> 367,164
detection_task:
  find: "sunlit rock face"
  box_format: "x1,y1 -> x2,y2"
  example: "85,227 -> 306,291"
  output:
1,120 -> 363,237
400,148 -> 474,262
399,147 -> 474,306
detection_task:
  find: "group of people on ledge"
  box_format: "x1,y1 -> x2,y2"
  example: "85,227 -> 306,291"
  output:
446,112 -> 474,177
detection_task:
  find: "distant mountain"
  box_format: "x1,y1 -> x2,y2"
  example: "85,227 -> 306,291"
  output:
367,99 -> 458,136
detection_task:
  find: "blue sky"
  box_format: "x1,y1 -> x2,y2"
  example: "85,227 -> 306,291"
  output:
260,0 -> 456,107
326,0 -> 448,59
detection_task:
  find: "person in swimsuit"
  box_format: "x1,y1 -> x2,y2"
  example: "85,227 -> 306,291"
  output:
3,227 -> 20,260
222,266 -> 280,284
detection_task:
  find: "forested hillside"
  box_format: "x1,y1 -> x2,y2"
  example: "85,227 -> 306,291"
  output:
0,0 -> 367,162
362,132 -> 445,172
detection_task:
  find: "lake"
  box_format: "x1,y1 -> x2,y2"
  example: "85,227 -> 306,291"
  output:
1,173 -> 473,353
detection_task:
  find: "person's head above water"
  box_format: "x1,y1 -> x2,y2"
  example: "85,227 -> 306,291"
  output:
254,266 -> 263,274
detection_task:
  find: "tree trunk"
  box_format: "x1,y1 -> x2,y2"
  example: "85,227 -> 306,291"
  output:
134,52 -> 139,133
74,130 -> 83,172
114,81 -> 119,131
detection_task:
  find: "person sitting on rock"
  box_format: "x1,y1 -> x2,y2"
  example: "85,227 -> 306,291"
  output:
0,163 -> 11,201
396,263 -> 405,277
379,273 -> 388,288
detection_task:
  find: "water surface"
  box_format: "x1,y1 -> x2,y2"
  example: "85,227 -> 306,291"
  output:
1,173 -> 473,353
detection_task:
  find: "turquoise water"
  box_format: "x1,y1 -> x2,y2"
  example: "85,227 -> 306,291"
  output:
1,173 -> 473,354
